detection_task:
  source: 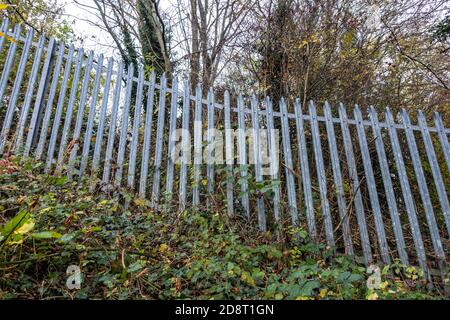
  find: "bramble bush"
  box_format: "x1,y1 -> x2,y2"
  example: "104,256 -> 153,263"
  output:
0,156 -> 445,299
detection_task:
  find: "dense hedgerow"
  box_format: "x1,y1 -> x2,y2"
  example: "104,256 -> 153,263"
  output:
0,156 -> 445,299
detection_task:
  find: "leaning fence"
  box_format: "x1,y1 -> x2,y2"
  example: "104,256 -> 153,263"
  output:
0,19 -> 449,277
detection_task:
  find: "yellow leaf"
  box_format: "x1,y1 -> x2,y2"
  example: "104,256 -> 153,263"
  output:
0,31 -> 17,43
8,238 -> 24,245
14,220 -> 35,235
0,4 -> 10,10
159,243 -> 168,253
319,288 -> 328,298
367,292 -> 378,300
296,296 -> 312,300
133,198 -> 146,207
201,179 -> 208,186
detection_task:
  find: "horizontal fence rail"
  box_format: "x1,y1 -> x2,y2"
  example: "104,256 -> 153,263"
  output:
0,21 -> 449,277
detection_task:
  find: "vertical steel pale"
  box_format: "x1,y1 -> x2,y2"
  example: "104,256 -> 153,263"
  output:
14,34 -> 46,153
250,94 -> 266,232
369,106 -> 408,265
151,74 -> 167,207
45,45 -> 76,172
165,77 -> 179,197
35,42 -> 66,160
401,109 -> 445,262
385,107 -> 427,271
79,54 -> 105,176
0,28 -> 33,154
138,72 -> 156,197
293,99 -> 316,239
127,65 -> 145,190
179,80 -> 191,210
339,104 -> 372,264
90,58 -> 114,190
417,110 -> 450,237
115,63 -> 135,187
237,94 -> 250,217
192,84 -> 202,205
265,98 -> 281,224
102,62 -> 125,186
206,88 -> 216,195
354,106 -> 390,264
67,51 -> 95,178
0,24 -> 21,109
223,90 -> 234,216
324,102 -> 353,255
54,47 -> 85,170
0,18 -> 10,54
23,37 -> 57,157
309,101 -> 334,246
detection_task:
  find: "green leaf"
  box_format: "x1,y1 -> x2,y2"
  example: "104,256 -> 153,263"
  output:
127,260 -> 146,273
300,280 -> 320,296
58,231 -> 81,243
31,231 -> 62,239
0,210 -> 31,244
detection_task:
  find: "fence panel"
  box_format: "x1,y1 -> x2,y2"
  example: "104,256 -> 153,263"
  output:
0,23 -> 449,271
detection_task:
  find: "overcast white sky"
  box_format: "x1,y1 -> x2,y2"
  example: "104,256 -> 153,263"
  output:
55,0 -> 174,58
56,0 -> 115,56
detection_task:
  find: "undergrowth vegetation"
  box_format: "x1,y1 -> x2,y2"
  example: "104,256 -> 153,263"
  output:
0,156 -> 446,299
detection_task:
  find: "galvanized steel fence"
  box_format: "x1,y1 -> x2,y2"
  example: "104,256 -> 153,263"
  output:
0,20 -> 449,275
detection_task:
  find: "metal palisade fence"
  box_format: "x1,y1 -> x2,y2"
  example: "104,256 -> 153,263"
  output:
0,20 -> 449,277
